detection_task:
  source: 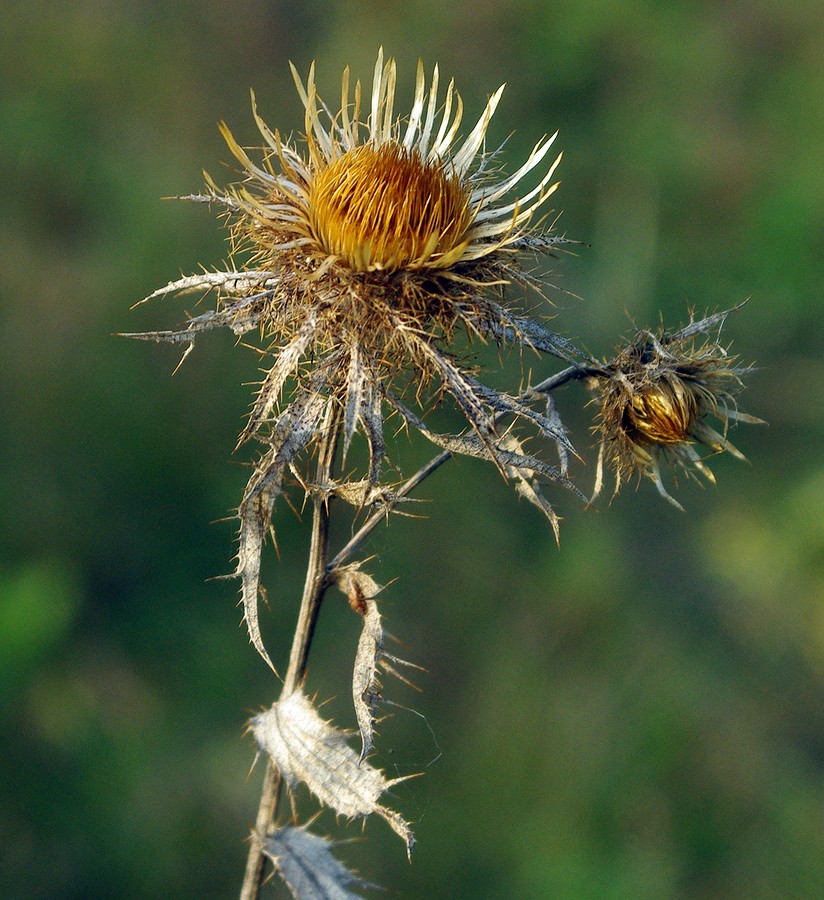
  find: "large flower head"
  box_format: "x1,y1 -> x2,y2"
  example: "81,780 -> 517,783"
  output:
222,47 -> 562,274
196,49 -> 570,447
133,51 -> 583,669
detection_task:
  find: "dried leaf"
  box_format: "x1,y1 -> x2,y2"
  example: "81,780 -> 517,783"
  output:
137,269 -> 277,303
667,302 -> 747,343
482,298 -> 587,363
360,381 -> 385,488
335,566 -> 385,760
466,375 -> 576,461
513,467 -> 561,542
342,345 -> 365,461
237,482 -> 280,674
544,391 -> 571,473
253,691 -> 414,857
240,310 -> 320,444
124,272 -> 281,353
329,480 -> 372,509
302,478 -> 418,516
264,825 -> 370,900
353,600 -> 384,762
388,395 -> 584,500
237,383 -> 330,672
411,336 -> 497,456
399,328 -> 503,474
122,293 -> 274,347
499,432 -> 562,541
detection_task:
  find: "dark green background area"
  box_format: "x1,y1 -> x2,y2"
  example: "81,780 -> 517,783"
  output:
2,1 -> 823,897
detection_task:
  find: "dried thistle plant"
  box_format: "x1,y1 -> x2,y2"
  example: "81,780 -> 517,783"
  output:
126,50 -> 760,899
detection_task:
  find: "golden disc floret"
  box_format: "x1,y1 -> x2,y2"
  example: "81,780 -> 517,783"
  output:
626,377 -> 701,446
308,143 -> 473,272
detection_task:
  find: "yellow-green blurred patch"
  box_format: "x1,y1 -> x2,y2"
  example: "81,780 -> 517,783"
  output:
0,559 -> 80,698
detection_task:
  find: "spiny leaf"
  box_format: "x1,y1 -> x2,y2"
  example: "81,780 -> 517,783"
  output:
137,269 -> 277,303
263,825 -> 371,900
302,477 -> 419,513
502,434 -> 562,542
342,344 -> 365,462
668,302 -> 748,343
252,691 -> 414,857
466,375 -> 576,460
482,297 -> 589,363
360,381 -> 385,489
122,288 -> 276,347
335,565 -> 385,761
387,395 -> 585,500
237,383 -> 330,672
404,331 -> 503,474
239,310 -> 320,445
237,481 -> 280,674
543,391 -> 571,473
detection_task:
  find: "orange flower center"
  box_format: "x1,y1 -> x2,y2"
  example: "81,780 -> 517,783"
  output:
308,144 -> 472,272
628,379 -> 700,445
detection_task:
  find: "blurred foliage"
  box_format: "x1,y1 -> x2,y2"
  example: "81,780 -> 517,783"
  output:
2,0 -> 823,897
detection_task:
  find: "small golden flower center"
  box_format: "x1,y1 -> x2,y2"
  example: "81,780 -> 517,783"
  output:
628,379 -> 699,445
308,143 -> 472,272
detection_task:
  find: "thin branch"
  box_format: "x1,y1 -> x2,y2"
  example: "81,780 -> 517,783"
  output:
326,450 -> 453,577
529,363 -> 602,395
239,763 -> 280,900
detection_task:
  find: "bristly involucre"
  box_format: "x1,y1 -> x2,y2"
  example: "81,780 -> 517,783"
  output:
591,306 -> 762,510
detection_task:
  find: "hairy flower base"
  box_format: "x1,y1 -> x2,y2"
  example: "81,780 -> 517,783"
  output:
309,143 -> 472,271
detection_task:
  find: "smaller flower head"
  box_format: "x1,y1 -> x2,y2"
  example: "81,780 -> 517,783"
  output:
592,307 -> 761,509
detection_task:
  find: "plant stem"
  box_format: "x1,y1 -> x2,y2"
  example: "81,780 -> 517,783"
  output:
239,391 -> 558,897
239,762 -> 280,900
239,404 -> 341,900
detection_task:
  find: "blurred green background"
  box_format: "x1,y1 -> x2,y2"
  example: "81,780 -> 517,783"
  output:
2,1 -> 823,897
